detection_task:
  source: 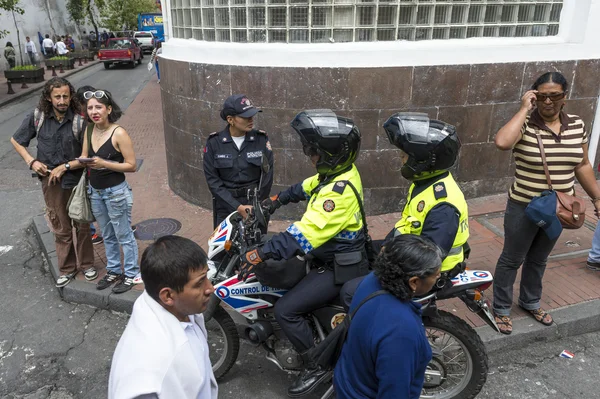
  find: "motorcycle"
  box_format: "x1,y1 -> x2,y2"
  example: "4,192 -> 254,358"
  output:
203,189 -> 497,399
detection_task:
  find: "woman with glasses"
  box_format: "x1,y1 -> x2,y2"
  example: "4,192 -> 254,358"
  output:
492,72 -> 600,334
79,89 -> 140,294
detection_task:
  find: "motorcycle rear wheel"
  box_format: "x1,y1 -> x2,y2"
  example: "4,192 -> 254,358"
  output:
421,310 -> 488,399
205,306 -> 240,379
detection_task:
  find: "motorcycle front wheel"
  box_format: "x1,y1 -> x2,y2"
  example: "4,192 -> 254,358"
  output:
205,305 -> 240,379
421,310 -> 488,399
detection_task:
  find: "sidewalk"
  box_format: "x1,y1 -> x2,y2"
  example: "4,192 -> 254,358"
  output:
0,59 -> 100,107
32,75 -> 600,350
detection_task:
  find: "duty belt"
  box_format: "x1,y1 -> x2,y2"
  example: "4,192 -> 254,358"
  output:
227,185 -> 258,197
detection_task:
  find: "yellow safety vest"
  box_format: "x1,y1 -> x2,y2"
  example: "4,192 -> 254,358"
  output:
394,173 -> 469,272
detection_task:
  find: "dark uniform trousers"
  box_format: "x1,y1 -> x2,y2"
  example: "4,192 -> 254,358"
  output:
274,267 -> 341,353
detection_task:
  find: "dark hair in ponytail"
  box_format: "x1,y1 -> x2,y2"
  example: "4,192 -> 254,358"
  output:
374,234 -> 443,302
531,72 -> 568,92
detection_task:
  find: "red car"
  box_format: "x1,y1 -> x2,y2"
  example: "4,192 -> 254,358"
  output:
99,38 -> 143,69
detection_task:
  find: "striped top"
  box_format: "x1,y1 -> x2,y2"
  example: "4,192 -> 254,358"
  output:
509,110 -> 587,204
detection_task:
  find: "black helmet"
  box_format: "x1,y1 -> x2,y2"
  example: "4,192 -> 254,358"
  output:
291,110 -> 361,177
383,112 -> 460,180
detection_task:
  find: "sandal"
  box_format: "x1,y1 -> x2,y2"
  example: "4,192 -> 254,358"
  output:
494,313 -> 513,335
521,307 -> 553,326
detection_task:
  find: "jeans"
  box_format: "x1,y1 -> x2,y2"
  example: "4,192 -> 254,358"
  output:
90,223 -> 96,236
155,61 -> 160,80
41,177 -> 94,274
588,222 -> 600,263
27,52 -> 36,66
89,181 -> 139,277
492,199 -> 559,316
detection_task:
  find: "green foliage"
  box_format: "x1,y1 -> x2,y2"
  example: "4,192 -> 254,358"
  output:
0,0 -> 24,39
66,0 -> 86,24
99,0 -> 158,32
48,56 -> 71,60
10,65 -> 39,70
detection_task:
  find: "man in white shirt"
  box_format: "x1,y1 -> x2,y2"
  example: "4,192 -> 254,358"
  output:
109,235 -> 218,399
42,34 -> 54,57
25,36 -> 38,65
54,38 -> 69,55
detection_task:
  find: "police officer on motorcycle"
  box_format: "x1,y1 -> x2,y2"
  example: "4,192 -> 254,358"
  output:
340,112 -> 469,308
203,94 -> 274,228
238,109 -> 368,397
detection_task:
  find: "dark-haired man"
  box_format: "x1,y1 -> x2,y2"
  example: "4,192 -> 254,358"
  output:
10,77 -> 95,288
109,235 -> 218,399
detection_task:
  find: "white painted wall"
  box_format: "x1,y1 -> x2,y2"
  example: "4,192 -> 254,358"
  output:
0,0 -> 96,71
161,0 -> 600,68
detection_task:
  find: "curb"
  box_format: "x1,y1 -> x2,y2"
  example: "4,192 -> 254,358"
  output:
31,214 -> 600,353
32,214 -> 141,314
0,61 -> 101,108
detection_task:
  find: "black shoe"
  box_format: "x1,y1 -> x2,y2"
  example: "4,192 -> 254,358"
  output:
96,271 -> 123,290
287,366 -> 331,398
112,276 -> 135,294
91,233 -> 104,245
587,261 -> 600,271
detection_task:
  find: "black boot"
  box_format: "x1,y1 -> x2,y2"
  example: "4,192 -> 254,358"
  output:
287,351 -> 331,397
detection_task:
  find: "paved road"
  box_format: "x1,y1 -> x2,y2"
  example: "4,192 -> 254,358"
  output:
1,68 -> 599,398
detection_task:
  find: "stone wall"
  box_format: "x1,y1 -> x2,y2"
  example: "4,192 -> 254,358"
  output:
160,58 -> 600,218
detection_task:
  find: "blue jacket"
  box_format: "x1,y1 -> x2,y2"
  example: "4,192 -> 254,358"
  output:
334,273 -> 432,399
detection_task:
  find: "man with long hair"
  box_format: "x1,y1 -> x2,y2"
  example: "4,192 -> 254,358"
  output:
10,77 -> 96,288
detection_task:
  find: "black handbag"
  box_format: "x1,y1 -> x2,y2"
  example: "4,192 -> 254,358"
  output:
252,256 -> 308,290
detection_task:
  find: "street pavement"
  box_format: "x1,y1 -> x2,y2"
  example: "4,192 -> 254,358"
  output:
2,64 -> 600,398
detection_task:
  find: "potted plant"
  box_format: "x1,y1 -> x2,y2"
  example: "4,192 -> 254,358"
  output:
45,55 -> 76,70
4,65 -> 45,83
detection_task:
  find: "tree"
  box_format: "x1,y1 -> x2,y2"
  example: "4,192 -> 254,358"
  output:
66,0 -> 102,46
99,0 -> 158,32
0,0 -> 24,40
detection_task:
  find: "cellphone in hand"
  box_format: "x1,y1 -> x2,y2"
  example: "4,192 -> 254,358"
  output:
77,157 -> 94,163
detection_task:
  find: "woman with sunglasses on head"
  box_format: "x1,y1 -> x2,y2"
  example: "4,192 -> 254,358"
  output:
79,89 -> 140,294
492,72 -> 600,334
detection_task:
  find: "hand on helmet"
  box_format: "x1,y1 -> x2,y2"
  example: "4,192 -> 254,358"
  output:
238,248 -> 266,282
261,195 -> 282,215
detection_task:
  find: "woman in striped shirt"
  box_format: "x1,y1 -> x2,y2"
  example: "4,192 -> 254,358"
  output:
492,72 -> 600,335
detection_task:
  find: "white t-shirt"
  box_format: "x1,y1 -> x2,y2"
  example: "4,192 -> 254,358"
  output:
25,41 -> 37,54
42,38 -> 54,49
232,135 -> 245,150
55,41 -> 68,55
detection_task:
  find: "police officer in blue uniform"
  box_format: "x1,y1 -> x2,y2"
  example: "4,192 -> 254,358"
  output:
203,94 -> 274,228
238,110 -> 367,397
340,112 -> 468,308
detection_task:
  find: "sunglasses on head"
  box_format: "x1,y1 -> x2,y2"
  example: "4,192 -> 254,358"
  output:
83,90 -> 108,100
535,92 -> 566,102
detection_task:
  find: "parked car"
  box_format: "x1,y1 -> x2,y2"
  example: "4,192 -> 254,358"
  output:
98,38 -> 143,69
133,31 -> 156,54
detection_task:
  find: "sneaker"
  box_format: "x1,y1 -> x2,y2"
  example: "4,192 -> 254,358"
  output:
587,260 -> 600,271
83,267 -> 98,281
113,276 -> 135,294
132,272 -> 143,284
91,234 -> 104,245
56,272 -> 77,288
131,225 -> 137,233
96,271 -> 123,290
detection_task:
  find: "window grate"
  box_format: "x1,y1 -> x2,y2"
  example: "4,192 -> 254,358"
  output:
171,0 -> 563,43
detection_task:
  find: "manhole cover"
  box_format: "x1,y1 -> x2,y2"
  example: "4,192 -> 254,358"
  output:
134,218 -> 182,240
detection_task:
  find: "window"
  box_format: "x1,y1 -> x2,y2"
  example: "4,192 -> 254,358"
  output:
170,0 -> 564,43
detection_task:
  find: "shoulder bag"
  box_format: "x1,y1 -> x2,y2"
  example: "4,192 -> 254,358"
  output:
67,124 -> 95,223
534,132 -> 586,229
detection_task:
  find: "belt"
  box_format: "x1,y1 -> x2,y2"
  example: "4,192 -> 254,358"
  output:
227,185 -> 257,197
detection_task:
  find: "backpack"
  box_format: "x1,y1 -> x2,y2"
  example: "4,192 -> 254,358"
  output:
307,289 -> 389,370
33,108 -> 85,142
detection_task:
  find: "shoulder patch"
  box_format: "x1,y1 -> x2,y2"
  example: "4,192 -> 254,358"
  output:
208,132 -> 218,139
433,182 -> 448,200
256,129 -> 266,135
323,199 -> 336,212
332,181 -> 347,195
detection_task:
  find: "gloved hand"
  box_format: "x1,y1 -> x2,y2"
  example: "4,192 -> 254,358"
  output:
238,248 -> 266,281
261,194 -> 282,215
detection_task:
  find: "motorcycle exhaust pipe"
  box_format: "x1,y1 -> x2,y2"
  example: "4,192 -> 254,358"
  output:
245,321 -> 273,344
203,295 -> 221,322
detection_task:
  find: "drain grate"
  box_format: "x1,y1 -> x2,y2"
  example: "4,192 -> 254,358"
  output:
134,218 -> 182,240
